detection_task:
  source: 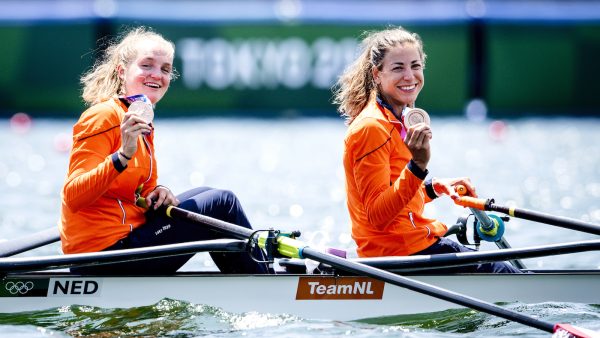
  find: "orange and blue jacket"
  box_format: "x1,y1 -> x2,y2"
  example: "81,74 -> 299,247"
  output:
343,98 -> 447,257
60,98 -> 157,254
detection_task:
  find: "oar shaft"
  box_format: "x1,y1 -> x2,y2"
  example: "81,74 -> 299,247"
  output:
470,208 -> 494,229
488,204 -> 600,236
357,239 -> 600,271
166,206 -> 556,333
454,196 -> 600,236
302,247 -> 555,333
166,206 -> 254,239
0,227 -> 61,258
0,239 -> 246,273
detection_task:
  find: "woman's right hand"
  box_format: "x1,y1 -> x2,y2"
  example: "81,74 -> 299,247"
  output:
404,122 -> 432,171
432,177 -> 477,200
119,112 -> 152,158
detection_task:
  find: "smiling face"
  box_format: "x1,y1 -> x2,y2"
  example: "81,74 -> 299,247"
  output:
372,42 -> 424,113
119,39 -> 174,105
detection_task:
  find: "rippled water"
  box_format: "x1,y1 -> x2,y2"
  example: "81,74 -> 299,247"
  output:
0,116 -> 599,337
1,299 -> 599,337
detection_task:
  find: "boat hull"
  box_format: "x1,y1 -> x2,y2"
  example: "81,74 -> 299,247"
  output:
1,271 -> 598,320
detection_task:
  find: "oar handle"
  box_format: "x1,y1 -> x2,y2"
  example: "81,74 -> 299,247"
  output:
454,195 -> 489,210
455,186 -> 492,228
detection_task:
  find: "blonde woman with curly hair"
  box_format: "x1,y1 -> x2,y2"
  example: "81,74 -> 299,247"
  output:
334,26 -> 520,273
61,26 -> 270,275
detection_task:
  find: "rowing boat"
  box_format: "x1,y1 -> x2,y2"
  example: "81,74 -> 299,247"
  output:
2,269 -> 599,320
1,234 -> 599,320
1,203 -> 599,336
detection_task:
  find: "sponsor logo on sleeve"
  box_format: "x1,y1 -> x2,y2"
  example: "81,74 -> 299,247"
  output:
296,276 -> 384,300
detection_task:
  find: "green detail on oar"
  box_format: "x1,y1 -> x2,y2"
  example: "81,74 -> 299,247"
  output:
257,234 -> 306,259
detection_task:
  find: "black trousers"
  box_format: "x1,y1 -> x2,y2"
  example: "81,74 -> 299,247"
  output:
72,187 -> 270,275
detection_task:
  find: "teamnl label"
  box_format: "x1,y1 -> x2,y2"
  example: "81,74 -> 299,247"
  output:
0,278 -> 102,297
296,276 -> 384,300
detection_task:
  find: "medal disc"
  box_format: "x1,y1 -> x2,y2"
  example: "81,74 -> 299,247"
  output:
403,108 -> 430,127
129,101 -> 154,124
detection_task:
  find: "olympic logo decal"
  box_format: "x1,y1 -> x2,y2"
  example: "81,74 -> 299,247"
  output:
4,281 -> 35,295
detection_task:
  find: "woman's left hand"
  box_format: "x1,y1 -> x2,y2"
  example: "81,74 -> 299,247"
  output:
431,177 -> 477,200
145,186 -> 180,210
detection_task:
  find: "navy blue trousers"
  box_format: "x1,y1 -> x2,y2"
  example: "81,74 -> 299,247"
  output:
72,187 -> 270,275
411,237 -> 523,273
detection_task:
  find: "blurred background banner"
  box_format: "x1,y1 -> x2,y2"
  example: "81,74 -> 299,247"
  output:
0,0 -> 599,118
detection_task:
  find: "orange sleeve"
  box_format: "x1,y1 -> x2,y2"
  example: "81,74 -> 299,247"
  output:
62,105 -> 123,212
349,119 -> 423,229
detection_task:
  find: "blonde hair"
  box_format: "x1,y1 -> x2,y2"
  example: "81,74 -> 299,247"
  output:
80,26 -> 177,105
332,26 -> 427,125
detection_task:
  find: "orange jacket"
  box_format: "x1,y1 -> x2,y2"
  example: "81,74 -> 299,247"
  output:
343,98 -> 447,257
60,98 -> 157,254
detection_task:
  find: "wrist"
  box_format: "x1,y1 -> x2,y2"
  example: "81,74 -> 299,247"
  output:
111,152 -> 127,172
412,159 -> 428,171
407,159 -> 428,180
425,178 -> 439,199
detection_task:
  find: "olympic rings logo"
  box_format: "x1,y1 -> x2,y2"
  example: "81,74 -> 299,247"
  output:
4,281 -> 34,295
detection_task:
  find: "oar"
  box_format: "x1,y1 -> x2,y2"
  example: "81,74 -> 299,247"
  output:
354,239 -> 600,271
0,239 -> 246,274
165,205 -> 596,337
280,239 -> 600,272
0,227 -> 61,258
454,195 -> 600,236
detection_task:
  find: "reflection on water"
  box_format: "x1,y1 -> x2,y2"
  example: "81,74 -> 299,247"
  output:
0,117 -> 599,271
